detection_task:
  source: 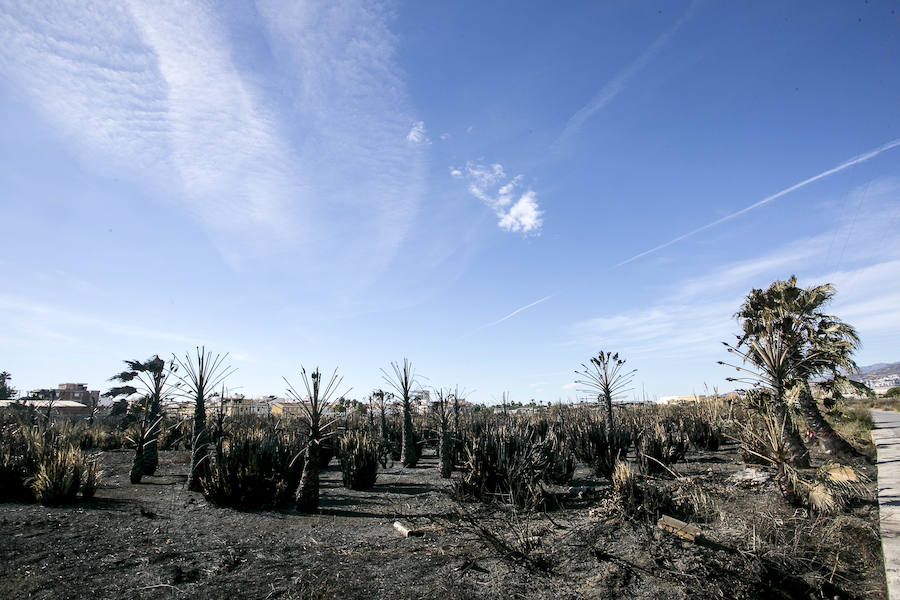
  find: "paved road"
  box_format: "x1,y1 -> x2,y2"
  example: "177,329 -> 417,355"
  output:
872,410 -> 900,599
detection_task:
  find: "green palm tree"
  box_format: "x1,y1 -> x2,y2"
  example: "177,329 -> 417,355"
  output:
0,371 -> 16,400
722,318 -> 813,469
745,277 -> 859,455
106,356 -> 177,480
723,277 -> 867,468
798,305 -> 865,456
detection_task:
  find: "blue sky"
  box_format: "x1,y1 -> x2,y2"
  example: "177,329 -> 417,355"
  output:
1,1 -> 899,403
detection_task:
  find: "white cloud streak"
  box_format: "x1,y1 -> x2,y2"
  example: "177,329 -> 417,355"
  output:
467,295 -> 554,337
615,137 -> 900,267
552,1 -> 697,149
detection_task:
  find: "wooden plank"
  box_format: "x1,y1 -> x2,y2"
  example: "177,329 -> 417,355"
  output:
393,521 -> 423,538
657,515 -> 702,542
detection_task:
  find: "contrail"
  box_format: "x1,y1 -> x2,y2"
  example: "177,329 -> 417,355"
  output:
466,295 -> 554,336
552,1 -> 698,150
615,137 -> 900,268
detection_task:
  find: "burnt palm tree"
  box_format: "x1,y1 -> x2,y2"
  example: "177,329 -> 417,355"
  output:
368,389 -> 393,466
382,359 -> 421,468
431,388 -> 454,478
575,351 -> 636,439
284,367 -> 345,513
172,347 -> 235,492
106,355 -> 177,480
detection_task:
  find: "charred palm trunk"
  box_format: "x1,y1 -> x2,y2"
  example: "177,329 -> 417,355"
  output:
131,409 -> 150,484
451,399 -> 461,468
130,443 -> 144,484
798,381 -> 858,458
187,397 -> 208,492
774,461 -> 801,505
439,421 -> 452,478
401,399 -> 417,467
296,437 -> 321,513
774,387 -> 810,469
378,407 -> 390,468
142,396 -> 161,475
603,392 -> 614,441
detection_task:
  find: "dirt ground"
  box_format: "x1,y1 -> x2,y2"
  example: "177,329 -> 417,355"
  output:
0,443 -> 887,600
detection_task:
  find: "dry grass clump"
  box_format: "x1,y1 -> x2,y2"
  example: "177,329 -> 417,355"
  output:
0,419 -> 102,505
157,418 -> 190,451
0,421 -> 42,501
80,455 -> 102,498
843,395 -> 900,412
829,406 -> 876,458
611,460 -> 717,522
85,426 -> 127,451
721,508 -> 881,595
31,445 -> 85,505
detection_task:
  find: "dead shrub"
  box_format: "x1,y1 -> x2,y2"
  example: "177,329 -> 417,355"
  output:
635,418 -> 688,476
455,418 -> 572,510
200,424 -> 305,509
338,429 -> 380,490
569,410 -> 631,479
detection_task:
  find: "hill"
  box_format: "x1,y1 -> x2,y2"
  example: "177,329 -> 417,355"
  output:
858,362 -> 900,378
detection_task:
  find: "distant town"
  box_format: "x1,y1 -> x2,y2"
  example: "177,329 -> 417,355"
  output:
3,363 -> 897,420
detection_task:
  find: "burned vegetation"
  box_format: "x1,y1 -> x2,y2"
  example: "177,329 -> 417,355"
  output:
0,278 -> 889,599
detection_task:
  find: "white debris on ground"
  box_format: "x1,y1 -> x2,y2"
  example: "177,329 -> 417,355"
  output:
729,467 -> 771,488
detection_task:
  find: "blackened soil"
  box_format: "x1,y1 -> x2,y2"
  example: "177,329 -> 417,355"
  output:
0,444 -> 886,600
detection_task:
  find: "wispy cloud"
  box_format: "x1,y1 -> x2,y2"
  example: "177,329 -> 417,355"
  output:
570,205 -> 900,366
615,137 -> 900,267
552,1 -> 697,150
454,160 -> 544,234
569,298 -> 740,361
406,120 -> 430,144
0,294 -> 197,346
0,0 -> 427,283
672,239 -> 825,299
